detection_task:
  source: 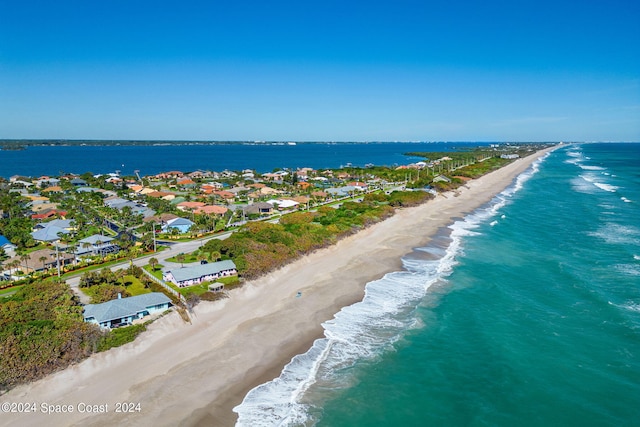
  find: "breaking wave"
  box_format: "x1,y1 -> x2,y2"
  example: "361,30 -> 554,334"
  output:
233,154 -> 548,426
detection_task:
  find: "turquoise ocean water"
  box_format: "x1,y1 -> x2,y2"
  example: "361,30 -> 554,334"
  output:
234,143 -> 640,426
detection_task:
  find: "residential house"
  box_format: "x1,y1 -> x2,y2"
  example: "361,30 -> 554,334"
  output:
347,181 -> 368,190
104,196 -> 155,218
70,177 -> 87,187
83,292 -> 172,329
31,208 -> 67,220
163,260 -> 237,287
34,177 -> 60,188
326,186 -> 362,198
194,205 -> 228,216
162,217 -> 195,233
212,190 -> 235,202
155,170 -> 184,179
268,199 -> 299,210
0,235 -> 17,257
188,170 -> 213,179
5,248 -> 74,273
243,202 -> 274,216
143,213 -> 178,225
75,235 -> 120,257
176,201 -> 206,212
310,191 -> 329,201
146,190 -> 176,201
31,219 -> 75,242
177,178 -> 197,188
248,186 -> 282,199
40,186 -> 63,194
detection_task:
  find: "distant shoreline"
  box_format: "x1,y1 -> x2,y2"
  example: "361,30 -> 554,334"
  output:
0,139 -> 562,147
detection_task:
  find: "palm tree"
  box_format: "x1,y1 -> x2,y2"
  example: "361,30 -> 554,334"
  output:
82,241 -> 92,256
39,256 -> 48,271
10,260 -> 21,274
19,254 -> 30,274
149,257 -> 158,271
95,239 -> 104,261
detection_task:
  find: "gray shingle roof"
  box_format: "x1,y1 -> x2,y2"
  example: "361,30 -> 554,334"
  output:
168,260 -> 236,283
78,235 -> 115,245
167,217 -> 195,227
83,292 -> 171,324
31,225 -> 70,242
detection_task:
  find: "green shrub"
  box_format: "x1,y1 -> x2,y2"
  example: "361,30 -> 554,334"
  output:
96,324 -> 147,352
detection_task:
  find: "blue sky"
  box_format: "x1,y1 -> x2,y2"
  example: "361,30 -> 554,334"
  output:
1,0 -> 638,141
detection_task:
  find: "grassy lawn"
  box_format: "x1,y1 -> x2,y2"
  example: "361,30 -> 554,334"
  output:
0,285 -> 23,298
165,252 -> 203,264
144,264 -> 164,280
143,262 -> 240,297
123,275 -> 150,296
80,275 -> 151,302
179,275 -> 241,297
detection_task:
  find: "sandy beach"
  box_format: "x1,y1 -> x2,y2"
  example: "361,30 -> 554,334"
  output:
0,147 -> 555,427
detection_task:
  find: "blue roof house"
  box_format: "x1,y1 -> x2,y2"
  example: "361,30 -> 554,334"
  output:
83,292 -> 172,329
0,235 -> 17,254
162,217 -> 195,234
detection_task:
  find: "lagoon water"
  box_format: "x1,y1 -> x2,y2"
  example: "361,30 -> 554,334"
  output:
0,141 -> 484,178
234,143 -> 640,426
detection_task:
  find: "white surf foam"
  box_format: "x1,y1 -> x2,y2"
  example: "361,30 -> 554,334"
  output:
578,165 -> 605,171
574,173 -> 620,194
593,182 -> 618,193
233,152 -> 550,426
623,302 -> 640,313
615,264 -> 640,277
588,223 -> 640,246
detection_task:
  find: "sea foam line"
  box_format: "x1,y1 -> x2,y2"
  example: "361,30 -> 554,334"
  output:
233,153 -> 548,427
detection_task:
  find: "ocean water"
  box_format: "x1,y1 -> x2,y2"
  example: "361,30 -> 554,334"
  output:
234,143 -> 640,426
0,141 -> 486,178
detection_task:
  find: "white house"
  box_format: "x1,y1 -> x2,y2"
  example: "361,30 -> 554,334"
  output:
164,260 -> 237,287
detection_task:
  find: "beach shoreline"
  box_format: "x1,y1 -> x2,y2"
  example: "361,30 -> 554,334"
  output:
0,146 -> 557,427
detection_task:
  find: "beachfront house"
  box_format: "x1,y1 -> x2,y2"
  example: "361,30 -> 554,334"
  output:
163,260 -> 237,287
83,292 -> 172,329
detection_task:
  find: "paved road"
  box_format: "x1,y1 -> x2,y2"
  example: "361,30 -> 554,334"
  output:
67,186 -> 403,304
67,231 -> 233,304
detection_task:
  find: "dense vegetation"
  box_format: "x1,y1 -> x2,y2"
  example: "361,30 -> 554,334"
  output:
0,274 -> 161,390
0,281 -> 101,390
202,190 -> 432,279
79,265 -> 156,303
